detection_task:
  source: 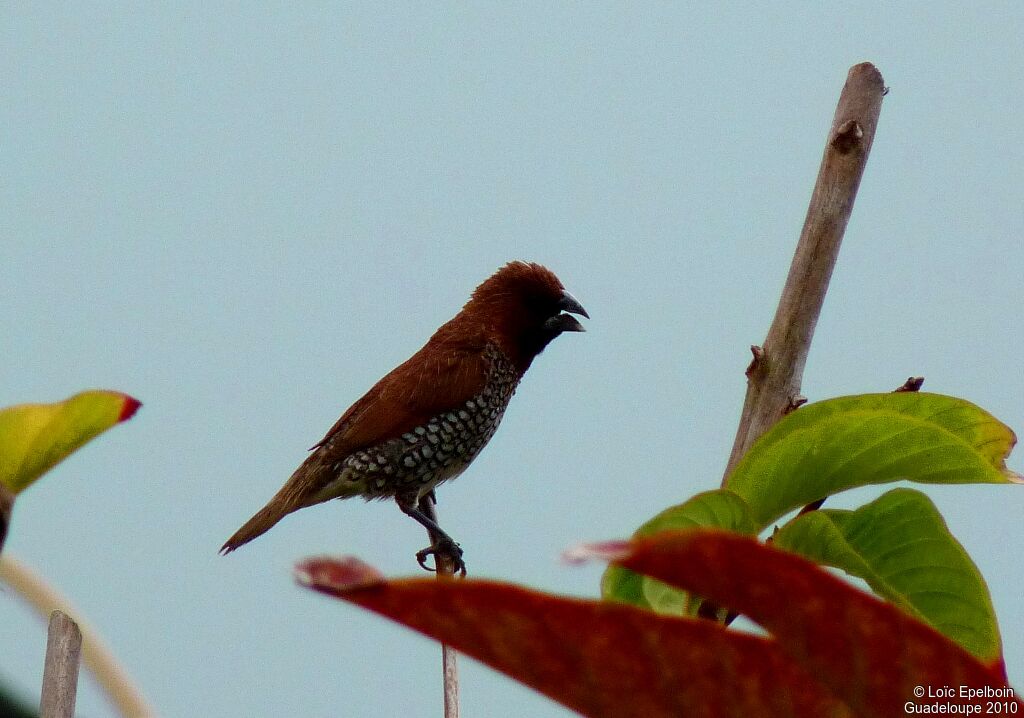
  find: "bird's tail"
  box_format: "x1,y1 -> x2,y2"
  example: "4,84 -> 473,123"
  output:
220,454 -> 333,554
220,500 -> 291,554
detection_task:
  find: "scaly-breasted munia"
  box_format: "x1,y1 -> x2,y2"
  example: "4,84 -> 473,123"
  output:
221,261 -> 587,573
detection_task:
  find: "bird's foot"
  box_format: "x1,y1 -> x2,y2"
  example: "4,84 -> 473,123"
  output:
416,538 -> 466,577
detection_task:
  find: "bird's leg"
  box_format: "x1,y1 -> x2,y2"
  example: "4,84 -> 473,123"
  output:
412,504 -> 465,577
396,494 -> 466,577
415,491 -> 462,573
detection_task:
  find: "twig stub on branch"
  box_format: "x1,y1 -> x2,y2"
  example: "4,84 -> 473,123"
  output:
830,120 -> 864,153
745,345 -> 766,378
894,377 -> 925,393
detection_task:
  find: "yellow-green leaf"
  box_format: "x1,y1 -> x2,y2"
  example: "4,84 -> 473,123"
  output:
0,391 -> 141,494
726,393 -> 1021,527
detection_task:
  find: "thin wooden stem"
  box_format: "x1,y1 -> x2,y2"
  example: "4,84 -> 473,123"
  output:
40,610 -> 82,718
418,495 -> 460,718
722,62 -> 886,485
0,554 -> 155,717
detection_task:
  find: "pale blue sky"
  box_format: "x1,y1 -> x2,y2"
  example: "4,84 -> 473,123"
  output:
3,4 -> 1023,716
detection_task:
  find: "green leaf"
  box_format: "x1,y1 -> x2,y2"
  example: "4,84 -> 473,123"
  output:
600,563 -> 651,609
726,393 -> 1021,526
602,490 -> 757,613
634,490 -> 759,537
0,391 -> 141,494
773,488 -> 1000,661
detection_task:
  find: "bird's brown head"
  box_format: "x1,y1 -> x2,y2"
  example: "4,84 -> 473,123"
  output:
464,261 -> 588,371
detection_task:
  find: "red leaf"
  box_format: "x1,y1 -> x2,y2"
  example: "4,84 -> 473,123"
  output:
297,556 -> 850,718
597,530 -> 1021,717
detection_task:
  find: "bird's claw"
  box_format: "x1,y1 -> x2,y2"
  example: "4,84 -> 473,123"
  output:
416,539 -> 466,577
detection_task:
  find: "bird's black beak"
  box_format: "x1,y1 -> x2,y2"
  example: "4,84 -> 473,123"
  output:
545,290 -> 589,333
559,290 -> 589,319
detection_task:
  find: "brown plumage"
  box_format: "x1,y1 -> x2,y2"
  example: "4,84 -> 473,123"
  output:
221,261 -> 588,572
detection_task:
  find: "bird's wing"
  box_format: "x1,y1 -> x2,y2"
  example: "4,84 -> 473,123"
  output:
220,341 -> 489,554
311,340 -> 490,460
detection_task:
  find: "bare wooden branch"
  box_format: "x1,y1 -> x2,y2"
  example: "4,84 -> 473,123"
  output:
40,610 -> 82,718
418,496 -> 460,718
440,636 -> 460,718
0,554 -> 156,717
722,62 -> 886,485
